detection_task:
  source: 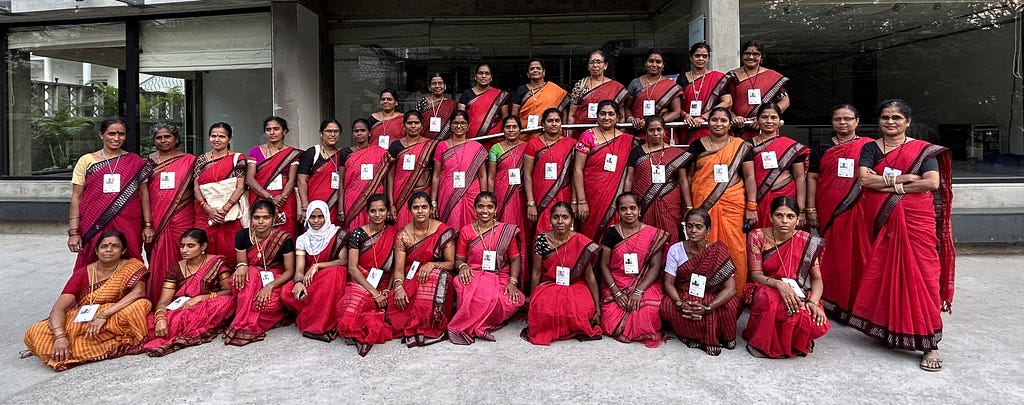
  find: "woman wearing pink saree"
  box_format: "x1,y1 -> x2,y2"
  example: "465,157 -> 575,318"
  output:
431,110 -> 487,230
340,119 -> 392,229
459,63 -> 510,142
386,111 -> 439,229
144,122 -> 196,302
338,195 -> 397,356
573,100 -> 635,243
524,109 -> 575,234
488,116 -> 528,266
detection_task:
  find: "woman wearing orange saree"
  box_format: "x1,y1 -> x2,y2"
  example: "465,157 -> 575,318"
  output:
512,59 -> 568,133
341,119 -> 392,229
338,194 -> 397,356
624,49 -> 682,137
431,110 -> 487,231
742,103 -> 808,229
387,111 -> 439,229
573,100 -> 634,243
626,116 -> 690,244
24,231 -> 150,371
567,50 -> 627,131
193,122 -> 247,268
418,73 -> 458,140
144,122 -> 196,302
246,116 -> 302,236
297,119 -> 344,225
524,108 -> 575,235
282,200 -> 349,342
726,40 -> 791,140
488,116 -> 528,263
678,43 -> 731,144
459,63 -> 510,142
370,89 -> 405,149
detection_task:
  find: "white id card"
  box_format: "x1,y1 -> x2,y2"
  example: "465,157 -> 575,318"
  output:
643,99 -> 656,116
406,261 -> 421,280
688,273 -> 707,298
837,158 -> 855,179
555,266 -> 571,286
689,100 -> 703,117
747,88 -> 762,105
760,151 -> 779,170
882,167 -> 902,178
527,115 -> 540,129
544,162 -> 558,180
482,250 -> 497,271
103,173 -> 121,194
623,253 -> 639,275
378,135 -> 390,149
781,277 -> 807,299
402,154 -> 416,171
652,165 -> 666,184
267,174 -> 283,191
429,116 -> 442,132
366,267 -> 384,288
159,172 -> 175,190
360,164 -> 373,180
603,153 -> 618,172
587,103 -> 598,119
714,164 -> 729,183
331,172 -> 340,189
260,271 -> 275,287
453,171 -> 466,189
74,304 -> 100,323
507,168 -> 521,185
166,296 -> 191,311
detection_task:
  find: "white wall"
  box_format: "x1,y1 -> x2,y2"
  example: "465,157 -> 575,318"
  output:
201,69 -> 272,154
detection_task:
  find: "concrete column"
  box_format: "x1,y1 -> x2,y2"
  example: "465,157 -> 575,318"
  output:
42,57 -> 53,82
271,2 -> 324,150
692,0 -> 740,72
82,63 -> 92,85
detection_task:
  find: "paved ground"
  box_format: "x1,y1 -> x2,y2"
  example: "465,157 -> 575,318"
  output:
1,234 -> 1021,404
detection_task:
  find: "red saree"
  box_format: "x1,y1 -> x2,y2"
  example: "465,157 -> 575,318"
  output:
75,153 -> 151,269
449,223 -> 524,344
391,140 -> 440,229
850,140 -> 955,351
388,225 -> 457,345
571,79 -> 627,127
145,153 -> 196,302
725,69 -> 788,139
343,146 -> 392,229
600,225 -> 669,348
248,147 -> 303,236
526,137 -> 575,233
629,78 -> 682,142
419,98 -> 458,140
194,152 -> 246,268
143,255 -> 235,356
743,230 -> 830,358
527,233 -> 602,345
370,115 -> 405,150
224,228 -> 292,346
659,242 -> 741,351
580,133 -> 634,242
304,146 -> 343,223
494,143 -> 528,275
631,146 -> 692,244
337,225 -> 397,352
678,71 -> 727,143
466,88 -> 510,139
751,136 -> 809,228
435,141 -> 486,230
815,137 -> 873,322
279,228 -> 349,339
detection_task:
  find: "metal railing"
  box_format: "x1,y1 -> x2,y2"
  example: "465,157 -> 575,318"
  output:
468,120 -> 777,146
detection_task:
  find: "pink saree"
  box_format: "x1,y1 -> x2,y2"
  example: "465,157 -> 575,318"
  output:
143,255 -> 235,356
145,153 -> 196,302
75,153 -> 151,268
434,141 -> 486,230
449,223 -> 524,344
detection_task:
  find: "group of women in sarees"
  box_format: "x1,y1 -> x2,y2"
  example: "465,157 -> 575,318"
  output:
25,40 -> 952,373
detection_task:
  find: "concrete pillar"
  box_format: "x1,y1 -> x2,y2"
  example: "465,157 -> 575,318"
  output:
82,63 -> 92,85
271,2 -> 324,150
42,57 -> 53,82
692,0 -> 740,72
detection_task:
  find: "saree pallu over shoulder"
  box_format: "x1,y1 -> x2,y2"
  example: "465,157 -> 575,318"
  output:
193,153 -> 246,267
77,154 -> 152,268
816,138 -> 873,235
306,148 -> 343,220
752,137 -> 808,228
571,80 -> 627,126
679,71 -> 728,143
691,137 -> 751,296
224,228 -> 292,346
343,146 -> 392,228
467,88 -> 511,139
580,135 -> 633,242
519,82 -> 569,124
146,153 -> 197,302
338,226 -> 397,352
725,69 -> 788,120
632,146 -> 693,243
530,137 -> 575,232
370,115 -> 405,148
388,226 -> 457,343
661,242 -> 741,351
600,226 -> 669,348
494,144 -> 527,222
448,223 -> 524,344
527,234 -> 602,345
437,142 -> 487,229
251,147 -> 303,235
393,140 -> 440,228
420,98 -> 458,140
143,255 -> 235,356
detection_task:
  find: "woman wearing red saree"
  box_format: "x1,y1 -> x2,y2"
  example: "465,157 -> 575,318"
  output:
449,192 -> 524,345
431,110 -> 487,230
488,116 -> 528,265
459,63 -> 510,142
193,122 -> 247,268
341,119 -> 392,229
599,193 -> 669,348
660,209 -> 740,356
743,196 -> 829,359
512,59 -> 569,133
524,202 -> 602,345
625,116 -> 690,244
567,50 -> 627,131
67,118 -> 153,269
806,105 -> 872,322
370,89 -> 405,149
850,99 -> 954,372
144,229 -> 234,356
387,111 -> 439,229
524,108 -> 575,234
574,100 -> 634,243
726,41 -> 791,140
297,119 -> 343,224
679,43 -> 732,144
742,103 -> 808,229
388,192 -> 457,347
418,73 -> 458,140
338,194 -> 397,356
246,116 -> 302,236
282,200 -> 349,342
226,200 -> 296,346
144,122 -> 196,302
624,49 -> 682,134
680,107 -> 757,296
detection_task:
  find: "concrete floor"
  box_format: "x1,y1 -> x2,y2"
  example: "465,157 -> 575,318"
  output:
1,234 -> 1021,404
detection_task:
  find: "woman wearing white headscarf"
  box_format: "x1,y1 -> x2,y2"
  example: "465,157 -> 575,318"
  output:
281,200 -> 349,341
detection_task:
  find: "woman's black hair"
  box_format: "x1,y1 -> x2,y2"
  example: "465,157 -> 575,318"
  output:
550,201 -> 573,218
380,88 -> 398,100
209,122 -> 233,138
404,110 -> 423,123
685,208 -> 712,229
708,106 -> 733,121
741,40 -> 765,54
449,109 -> 470,123
475,191 -> 497,206
408,191 -> 430,210
503,114 -> 523,128
597,99 -> 620,117
616,192 -> 640,207
96,230 -> 128,252
351,118 -> 370,131
770,196 -> 800,215
250,199 -> 277,217
180,228 -> 209,245
689,42 -> 711,56
149,122 -> 181,147
319,118 -> 342,133
876,99 -> 912,120
366,193 -> 391,211
99,117 -> 129,134
541,107 -> 562,122
755,102 -> 782,118
263,116 -> 289,132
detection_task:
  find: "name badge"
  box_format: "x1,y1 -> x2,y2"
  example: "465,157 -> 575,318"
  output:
587,103 -> 598,119
760,151 -> 779,170
74,304 -> 100,323
688,273 -> 707,298
166,296 -> 191,311
378,135 -> 391,149
402,154 -> 416,171
267,174 -> 283,191
603,153 -> 618,172
689,100 -> 703,117
837,158 -> 855,179
360,164 -> 373,180
507,168 -> 521,185
159,172 -> 175,190
713,164 -> 729,183
544,162 -> 558,180
482,250 -> 497,271
330,172 -> 340,190
747,88 -> 762,105
882,166 -> 902,178
642,99 -> 656,116
555,266 -> 571,286
453,171 -> 466,189
429,116 -> 442,132
651,164 -> 666,184
260,270 -> 275,287
406,261 -> 421,280
781,277 -> 807,299
366,267 -> 384,289
103,173 -> 121,194
527,115 -> 540,129
623,253 -> 639,275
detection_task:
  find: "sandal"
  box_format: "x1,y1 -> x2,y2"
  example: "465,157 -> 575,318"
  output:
920,353 -> 943,372
746,343 -> 768,358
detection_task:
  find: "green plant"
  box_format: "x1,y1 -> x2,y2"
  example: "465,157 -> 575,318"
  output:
31,108 -> 95,171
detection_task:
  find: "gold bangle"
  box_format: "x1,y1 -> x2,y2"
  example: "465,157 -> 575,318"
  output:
53,334 -> 68,340
95,311 -> 110,320
209,291 -> 218,299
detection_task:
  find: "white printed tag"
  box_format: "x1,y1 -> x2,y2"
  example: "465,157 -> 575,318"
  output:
166,296 -> 191,311
267,174 -> 283,191
882,167 -> 902,178
103,173 -> 121,193
760,151 -> 779,170
623,253 -> 639,275
643,99 -> 656,117
429,117 -> 442,132
453,171 -> 466,189
330,172 -> 340,190
603,153 -> 618,172
366,267 -> 384,289
482,250 -> 497,271
527,115 -> 540,129
747,88 -> 762,105
544,162 -> 558,180
378,135 -> 390,149
159,172 -> 175,190
688,273 -> 707,298
587,103 -> 598,119
651,165 -> 666,184
402,154 -> 416,171
507,168 -> 521,185
837,158 -> 855,179
782,277 -> 807,299
555,266 -> 571,286
360,164 -> 373,180
689,100 -> 702,117
260,271 -> 275,287
74,304 -> 100,323
406,261 -> 421,280
714,164 -> 729,183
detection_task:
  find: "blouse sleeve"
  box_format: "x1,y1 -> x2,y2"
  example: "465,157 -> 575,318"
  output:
297,147 -> 316,176
627,146 -> 644,168
858,142 -> 883,168
575,130 -> 596,154
433,141 -> 449,163
747,230 -> 766,271
663,242 -> 688,277
235,229 -> 252,251
456,229 -> 470,258
71,154 -> 95,186
348,227 -> 369,249
488,144 -> 503,162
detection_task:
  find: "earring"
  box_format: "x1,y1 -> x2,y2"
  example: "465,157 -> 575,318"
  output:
202,250 -> 206,254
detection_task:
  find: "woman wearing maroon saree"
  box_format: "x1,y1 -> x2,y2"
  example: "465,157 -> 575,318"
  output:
726,41 -> 791,140
488,116 -> 528,267
742,103 -> 808,229
388,192 -> 457,347
67,118 -> 153,269
193,122 -> 247,268
524,202 -> 602,345
387,111 -> 439,229
282,200 -> 349,342
246,116 -> 302,236
144,229 -> 234,356
574,100 -> 634,243
806,105 -> 872,322
459,63 -> 510,142
226,200 -> 296,346
370,89 -> 405,149
449,192 -> 524,345
625,116 -> 690,244
567,50 -> 627,131
431,110 -> 487,230
418,74 -> 458,140
524,108 -> 575,235
624,49 -> 682,134
338,195 -> 397,356
298,119 -> 343,224
744,197 -> 829,359
599,193 -> 669,348
679,43 -> 731,144
144,122 -> 196,302
341,119 -> 392,229
850,99 -> 954,372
